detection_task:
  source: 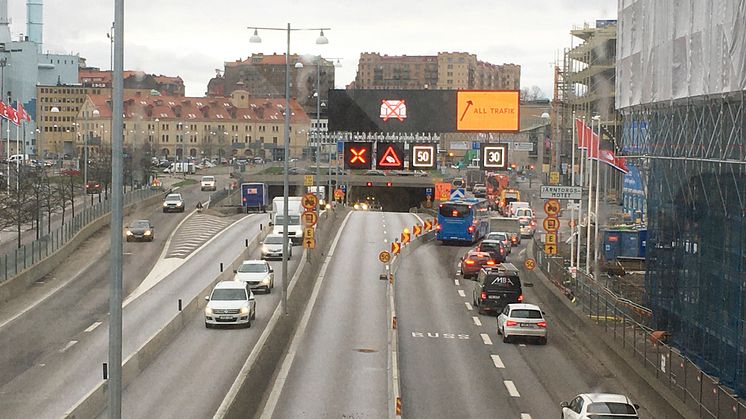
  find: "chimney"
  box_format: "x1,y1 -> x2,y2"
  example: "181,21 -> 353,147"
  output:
26,0 -> 43,53
0,0 -> 10,46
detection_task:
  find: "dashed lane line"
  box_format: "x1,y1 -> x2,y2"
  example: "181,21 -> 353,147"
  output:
490,354 -> 505,369
454,279 -> 460,286
521,414 -> 532,419
458,289 -> 466,297
59,340 -> 78,353
84,321 -> 102,333
472,316 -> 482,326
504,380 -> 521,397
519,343 -> 526,347
480,333 -> 493,345
465,302 -> 473,311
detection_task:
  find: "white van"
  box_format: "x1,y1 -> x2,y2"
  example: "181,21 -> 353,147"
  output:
7,154 -> 30,164
271,197 -> 303,244
508,201 -> 530,217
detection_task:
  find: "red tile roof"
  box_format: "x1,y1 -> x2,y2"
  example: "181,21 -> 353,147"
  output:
85,93 -> 309,124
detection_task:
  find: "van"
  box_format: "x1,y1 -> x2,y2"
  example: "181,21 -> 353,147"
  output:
271,197 -> 303,244
471,263 -> 523,315
7,154 -> 30,164
508,201 -> 530,217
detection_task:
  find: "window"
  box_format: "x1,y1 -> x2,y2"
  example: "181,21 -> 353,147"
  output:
509,309 -> 542,319
439,203 -> 470,218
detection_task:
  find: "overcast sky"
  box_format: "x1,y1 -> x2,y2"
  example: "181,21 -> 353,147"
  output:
9,0 -> 616,97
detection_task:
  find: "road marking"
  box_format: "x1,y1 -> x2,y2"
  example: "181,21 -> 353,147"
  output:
465,302 -> 473,311
472,316 -> 482,326
519,248 -> 526,257
458,289 -> 466,297
519,343 -> 526,347
520,414 -> 532,419
123,252 -> 133,255
490,354 -> 505,368
384,239 -> 388,243
504,380 -> 521,397
454,279 -> 460,286
480,333 -> 493,345
410,331 -> 470,340
59,340 -> 78,353
84,321 -> 102,333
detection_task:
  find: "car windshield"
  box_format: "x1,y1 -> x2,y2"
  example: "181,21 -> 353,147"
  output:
202,176 -> 214,181
510,309 -> 542,319
130,221 -> 150,228
275,215 -> 301,225
166,194 -> 181,200
587,402 -> 637,414
264,236 -> 285,245
480,243 -> 500,251
211,289 -> 246,301
238,263 -> 267,273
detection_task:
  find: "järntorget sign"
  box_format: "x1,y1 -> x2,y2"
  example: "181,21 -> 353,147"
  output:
540,186 -> 582,200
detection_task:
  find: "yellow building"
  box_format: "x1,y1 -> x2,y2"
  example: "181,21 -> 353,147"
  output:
76,90 -> 311,160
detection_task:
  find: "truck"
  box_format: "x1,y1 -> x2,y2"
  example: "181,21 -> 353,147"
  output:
241,183 -> 268,212
271,196 -> 303,244
498,188 -> 521,215
307,186 -> 326,203
485,172 -> 509,210
489,216 -> 522,246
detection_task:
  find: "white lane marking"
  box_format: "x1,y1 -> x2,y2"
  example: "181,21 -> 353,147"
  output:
384,239 -> 388,243
458,289 -> 466,297
123,252 -> 133,255
59,340 -> 78,352
521,414 -> 532,419
472,316 -> 482,326
504,380 -> 521,397
383,230 -> 387,234
84,321 -> 102,333
480,333 -> 493,345
519,343 -> 526,347
519,248 -> 526,257
465,302 -> 473,311
490,354 -> 505,368
454,279 -> 460,286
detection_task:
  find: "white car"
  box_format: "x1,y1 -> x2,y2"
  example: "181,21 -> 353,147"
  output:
200,175 -> 217,191
261,233 -> 292,260
233,260 -> 274,294
560,393 -> 640,418
204,281 -> 256,328
497,303 -> 547,344
162,193 -> 185,213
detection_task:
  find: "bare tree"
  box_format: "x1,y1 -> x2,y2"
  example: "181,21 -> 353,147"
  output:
0,165 -> 36,248
520,85 -> 548,101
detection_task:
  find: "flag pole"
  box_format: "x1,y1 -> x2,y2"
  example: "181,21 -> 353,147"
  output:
576,119 -> 585,271
593,119 -> 602,274
585,118 -> 594,274
570,112 -> 576,269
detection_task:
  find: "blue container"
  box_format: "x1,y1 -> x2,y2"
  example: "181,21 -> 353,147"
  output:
638,229 -> 647,258
620,230 -> 641,257
603,230 -> 622,261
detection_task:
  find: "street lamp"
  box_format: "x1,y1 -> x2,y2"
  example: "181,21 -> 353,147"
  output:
249,24 -> 330,316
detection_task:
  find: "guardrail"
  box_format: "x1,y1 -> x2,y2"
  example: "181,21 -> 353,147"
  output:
0,187 -> 161,284
532,238 -> 746,419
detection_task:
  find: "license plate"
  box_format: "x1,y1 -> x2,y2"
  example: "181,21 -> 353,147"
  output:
520,323 -> 533,327
219,316 -> 233,320
488,295 -> 501,300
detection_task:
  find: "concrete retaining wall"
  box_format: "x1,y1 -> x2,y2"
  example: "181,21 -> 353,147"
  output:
64,223 -> 272,418
0,192 -> 164,306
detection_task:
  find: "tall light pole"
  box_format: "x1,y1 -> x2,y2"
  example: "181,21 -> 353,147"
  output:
249,24 -> 330,315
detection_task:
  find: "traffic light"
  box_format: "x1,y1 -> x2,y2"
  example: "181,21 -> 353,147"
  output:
366,181 -> 373,187
386,181 -> 393,187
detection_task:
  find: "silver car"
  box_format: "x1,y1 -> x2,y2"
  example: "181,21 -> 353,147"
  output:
233,260 -> 274,293
204,281 -> 256,328
162,193 -> 185,213
261,234 -> 292,260
497,303 -> 547,344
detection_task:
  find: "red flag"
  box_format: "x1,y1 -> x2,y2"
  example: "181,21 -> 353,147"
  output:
17,103 -> 30,122
586,127 -> 600,159
613,156 -> 630,174
6,106 -> 19,125
0,101 -> 6,120
575,119 -> 587,149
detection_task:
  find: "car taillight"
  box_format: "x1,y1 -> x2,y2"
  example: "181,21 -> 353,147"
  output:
517,294 -> 524,302
480,291 -> 487,301
537,321 -> 547,328
468,225 -> 475,233
486,260 -> 496,266
505,320 -> 518,327
464,260 -> 475,265
436,225 -> 441,231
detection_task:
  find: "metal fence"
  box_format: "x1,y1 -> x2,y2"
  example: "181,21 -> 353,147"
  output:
0,187 -> 161,284
532,238 -> 746,419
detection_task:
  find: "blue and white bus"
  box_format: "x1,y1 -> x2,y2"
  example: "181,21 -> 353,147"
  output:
436,198 -> 490,244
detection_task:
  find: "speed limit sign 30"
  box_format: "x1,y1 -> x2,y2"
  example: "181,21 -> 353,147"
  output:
480,143 -> 509,170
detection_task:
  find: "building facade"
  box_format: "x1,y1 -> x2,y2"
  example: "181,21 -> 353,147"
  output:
206,54 -> 335,115
354,52 -> 520,90
76,90 -> 310,161
79,68 -> 185,96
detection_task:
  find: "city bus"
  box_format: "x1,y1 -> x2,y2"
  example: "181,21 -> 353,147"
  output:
436,198 -> 490,244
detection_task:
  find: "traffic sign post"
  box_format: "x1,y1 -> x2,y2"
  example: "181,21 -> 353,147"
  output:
543,199 -> 561,216
424,220 -> 432,231
543,216 -> 560,232
302,193 -> 319,210
540,185 -> 582,200
379,251 -> 391,264
304,227 -> 315,240
545,233 -> 557,245
544,243 -> 557,255
549,172 -> 560,184
391,241 -> 401,254
344,142 -> 373,170
410,144 -> 437,169
302,211 -> 318,227
304,175 -> 314,186
376,142 -> 405,170
524,258 -> 536,271
450,188 -> 465,200
413,224 -> 422,236
303,237 -> 316,249
401,229 -> 411,244
480,143 -> 509,170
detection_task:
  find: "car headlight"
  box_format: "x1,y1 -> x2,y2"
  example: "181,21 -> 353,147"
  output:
144,230 -> 152,236
125,231 -> 133,236
162,203 -> 168,207
205,307 -> 213,315
261,276 -> 271,284
361,203 -> 368,210
354,204 -> 360,210
239,306 -> 250,314
176,202 -> 183,207
261,246 -> 269,253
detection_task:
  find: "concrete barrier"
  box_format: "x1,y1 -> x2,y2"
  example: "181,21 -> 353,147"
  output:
0,192 -> 164,305
63,223 -> 272,419
214,207 -> 349,419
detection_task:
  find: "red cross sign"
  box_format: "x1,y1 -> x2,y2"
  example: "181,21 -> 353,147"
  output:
344,142 -> 373,170
380,99 -> 407,122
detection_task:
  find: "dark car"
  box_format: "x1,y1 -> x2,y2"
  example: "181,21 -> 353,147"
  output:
460,250 -> 497,279
472,263 -> 523,315
125,219 -> 154,242
476,239 -> 507,263
85,180 -> 102,194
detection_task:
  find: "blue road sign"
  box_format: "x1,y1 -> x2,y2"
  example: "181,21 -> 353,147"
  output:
472,141 -> 480,150
425,187 -> 433,196
337,141 -> 344,153
450,188 -> 465,200
341,184 -> 347,192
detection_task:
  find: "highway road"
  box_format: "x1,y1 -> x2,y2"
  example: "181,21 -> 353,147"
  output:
113,243 -> 302,418
395,236 -> 670,418
0,176 -> 267,417
262,211 -> 419,418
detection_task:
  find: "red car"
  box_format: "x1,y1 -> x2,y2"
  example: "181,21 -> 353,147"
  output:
460,250 -> 497,279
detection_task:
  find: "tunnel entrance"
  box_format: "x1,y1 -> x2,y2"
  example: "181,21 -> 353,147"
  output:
348,186 -> 428,212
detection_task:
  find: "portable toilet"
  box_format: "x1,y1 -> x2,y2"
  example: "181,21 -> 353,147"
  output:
603,230 -> 622,261
620,230 -> 641,257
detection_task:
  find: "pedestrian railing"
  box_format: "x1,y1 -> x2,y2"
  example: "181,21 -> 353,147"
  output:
0,187 -> 161,284
532,238 -> 746,419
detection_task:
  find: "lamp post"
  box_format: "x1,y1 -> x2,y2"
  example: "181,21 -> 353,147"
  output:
249,24 -> 330,315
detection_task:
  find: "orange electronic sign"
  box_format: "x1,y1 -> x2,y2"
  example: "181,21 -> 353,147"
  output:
456,91 -> 520,132
435,182 -> 451,201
